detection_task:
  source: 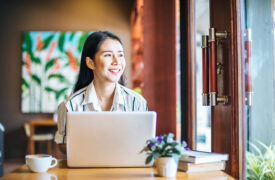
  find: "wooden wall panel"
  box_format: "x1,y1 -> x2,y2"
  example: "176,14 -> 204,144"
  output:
131,0 -> 144,93
143,0 -> 177,136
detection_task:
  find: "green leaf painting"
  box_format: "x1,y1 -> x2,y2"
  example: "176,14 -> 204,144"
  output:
58,33 -> 65,52
22,78 -> 29,89
23,33 -> 32,53
42,34 -> 55,50
69,33 -> 75,41
45,58 -> 55,72
78,33 -> 89,52
48,74 -> 70,84
22,31 -> 93,113
31,56 -> 42,64
56,87 -> 69,100
31,74 -> 41,85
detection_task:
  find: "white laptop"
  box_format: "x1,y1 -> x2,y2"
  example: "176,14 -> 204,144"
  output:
66,111 -> 156,167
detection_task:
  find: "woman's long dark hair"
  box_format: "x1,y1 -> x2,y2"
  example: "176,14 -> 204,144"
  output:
73,31 -> 126,93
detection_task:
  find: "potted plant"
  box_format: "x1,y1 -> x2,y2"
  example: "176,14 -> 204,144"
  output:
141,133 -> 186,177
246,141 -> 275,180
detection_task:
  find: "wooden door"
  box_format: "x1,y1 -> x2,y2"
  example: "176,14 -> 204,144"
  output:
181,0 -> 246,179
209,0 -> 245,179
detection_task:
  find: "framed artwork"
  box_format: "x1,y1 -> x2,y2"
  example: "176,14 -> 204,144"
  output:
22,31 -> 91,113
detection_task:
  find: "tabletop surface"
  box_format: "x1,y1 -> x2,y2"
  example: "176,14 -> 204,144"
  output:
1,160 -> 235,180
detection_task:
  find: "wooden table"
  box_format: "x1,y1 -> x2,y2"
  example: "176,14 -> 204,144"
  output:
1,160 -> 235,180
28,119 -> 57,155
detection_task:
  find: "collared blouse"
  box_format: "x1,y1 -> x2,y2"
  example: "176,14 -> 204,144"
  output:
55,81 -> 148,144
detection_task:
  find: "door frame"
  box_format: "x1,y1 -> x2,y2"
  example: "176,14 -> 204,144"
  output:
180,0 -> 246,178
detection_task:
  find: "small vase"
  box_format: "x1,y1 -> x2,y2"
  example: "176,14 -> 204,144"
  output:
155,157 -> 178,177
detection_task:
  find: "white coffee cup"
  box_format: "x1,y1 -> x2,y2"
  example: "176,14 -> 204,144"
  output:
25,154 -> 58,173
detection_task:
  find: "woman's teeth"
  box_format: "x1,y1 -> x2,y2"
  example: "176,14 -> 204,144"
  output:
109,69 -> 120,73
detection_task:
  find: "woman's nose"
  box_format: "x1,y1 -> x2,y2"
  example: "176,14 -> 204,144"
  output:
112,55 -> 120,65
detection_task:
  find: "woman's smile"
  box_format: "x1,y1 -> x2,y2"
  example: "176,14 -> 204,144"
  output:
108,68 -> 121,74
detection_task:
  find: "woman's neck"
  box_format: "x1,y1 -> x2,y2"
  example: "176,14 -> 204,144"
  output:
93,80 -> 116,111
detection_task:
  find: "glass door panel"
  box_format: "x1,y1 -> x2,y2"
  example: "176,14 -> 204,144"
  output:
244,0 -> 275,178
195,0 -> 211,152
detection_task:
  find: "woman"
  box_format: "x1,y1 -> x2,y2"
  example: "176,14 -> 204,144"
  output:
55,31 -> 148,152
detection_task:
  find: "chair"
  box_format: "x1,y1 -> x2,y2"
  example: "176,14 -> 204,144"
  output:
24,123 -> 54,155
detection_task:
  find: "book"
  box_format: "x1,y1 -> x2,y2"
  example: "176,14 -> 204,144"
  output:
178,161 -> 226,173
180,150 -> 228,164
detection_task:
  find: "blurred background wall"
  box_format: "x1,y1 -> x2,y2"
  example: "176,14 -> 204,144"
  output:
0,0 -> 134,159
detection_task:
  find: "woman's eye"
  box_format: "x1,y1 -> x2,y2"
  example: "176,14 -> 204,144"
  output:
104,54 -> 111,57
118,54 -> 124,57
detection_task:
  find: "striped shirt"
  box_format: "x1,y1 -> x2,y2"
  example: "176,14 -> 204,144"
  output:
54,81 -> 148,144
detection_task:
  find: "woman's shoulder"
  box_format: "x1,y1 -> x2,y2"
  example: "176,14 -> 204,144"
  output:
119,85 -> 147,103
63,87 -> 87,108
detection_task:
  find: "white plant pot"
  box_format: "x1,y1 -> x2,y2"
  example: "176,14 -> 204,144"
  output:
155,157 -> 178,177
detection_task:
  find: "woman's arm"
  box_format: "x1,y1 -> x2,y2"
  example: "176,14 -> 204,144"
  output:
55,102 -> 68,155
58,144 -> 67,154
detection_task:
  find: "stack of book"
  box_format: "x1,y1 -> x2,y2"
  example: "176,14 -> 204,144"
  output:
178,150 -> 228,173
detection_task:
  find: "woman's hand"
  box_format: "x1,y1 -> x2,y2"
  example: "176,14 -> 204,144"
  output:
58,143 -> 67,155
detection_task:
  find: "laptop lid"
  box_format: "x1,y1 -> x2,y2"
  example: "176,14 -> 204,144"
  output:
66,111 -> 156,167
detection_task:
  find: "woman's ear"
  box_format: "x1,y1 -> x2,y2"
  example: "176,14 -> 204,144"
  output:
86,57 -> 95,70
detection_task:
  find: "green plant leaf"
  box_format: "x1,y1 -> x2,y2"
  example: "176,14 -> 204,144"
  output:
58,33 -> 65,52
31,74 -> 41,85
256,140 -> 269,151
163,148 -> 173,156
167,133 -> 174,142
250,142 -> 264,159
45,58 -> 55,72
22,78 -> 29,88
172,148 -> 181,155
162,143 -> 172,151
42,34 -> 55,50
152,152 -> 161,159
171,142 -> 178,146
246,142 -> 275,180
145,154 -> 153,165
163,135 -> 168,143
78,32 -> 89,52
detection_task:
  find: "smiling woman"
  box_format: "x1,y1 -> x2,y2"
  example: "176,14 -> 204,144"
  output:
54,31 -> 148,148
85,38 -> 126,88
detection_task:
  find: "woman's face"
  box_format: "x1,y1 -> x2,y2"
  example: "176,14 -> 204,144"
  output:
87,38 -> 126,84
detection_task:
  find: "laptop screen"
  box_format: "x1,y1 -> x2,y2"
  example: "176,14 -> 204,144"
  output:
66,111 -> 156,167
